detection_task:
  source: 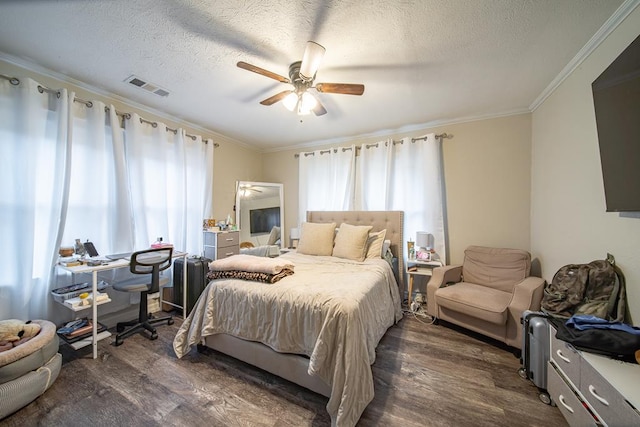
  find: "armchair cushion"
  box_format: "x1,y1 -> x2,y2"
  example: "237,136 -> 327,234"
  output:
462,246 -> 531,292
436,283 -> 512,325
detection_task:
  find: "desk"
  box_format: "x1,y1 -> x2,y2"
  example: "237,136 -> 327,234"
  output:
58,251 -> 187,359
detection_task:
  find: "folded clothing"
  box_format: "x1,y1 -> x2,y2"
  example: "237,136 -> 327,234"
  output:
208,254 -> 294,275
207,268 -> 293,284
566,314 -> 640,335
556,316 -> 640,362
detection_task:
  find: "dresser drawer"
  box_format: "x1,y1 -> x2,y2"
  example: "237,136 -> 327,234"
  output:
217,231 -> 239,248
216,245 -> 239,259
580,358 -> 640,426
550,326 -> 581,388
548,362 -> 598,427
203,231 -> 217,246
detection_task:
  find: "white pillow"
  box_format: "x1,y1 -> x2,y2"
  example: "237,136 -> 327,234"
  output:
333,223 -> 373,261
365,229 -> 387,259
266,226 -> 280,245
382,239 -> 392,256
297,222 -> 336,256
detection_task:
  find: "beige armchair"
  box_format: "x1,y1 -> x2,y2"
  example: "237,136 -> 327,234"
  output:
426,246 -> 545,350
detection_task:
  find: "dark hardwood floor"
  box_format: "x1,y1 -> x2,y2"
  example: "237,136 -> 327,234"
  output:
1,313 -> 567,427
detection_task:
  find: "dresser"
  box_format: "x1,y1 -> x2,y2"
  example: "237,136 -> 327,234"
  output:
548,324 -> 640,426
203,230 -> 240,260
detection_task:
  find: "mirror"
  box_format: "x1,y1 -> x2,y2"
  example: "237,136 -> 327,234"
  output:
235,181 -> 284,251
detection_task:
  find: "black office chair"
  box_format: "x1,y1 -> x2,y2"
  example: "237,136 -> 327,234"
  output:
113,247 -> 174,346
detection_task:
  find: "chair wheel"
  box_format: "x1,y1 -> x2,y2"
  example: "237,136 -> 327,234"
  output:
115,337 -> 123,346
150,332 -> 158,340
168,318 -> 174,325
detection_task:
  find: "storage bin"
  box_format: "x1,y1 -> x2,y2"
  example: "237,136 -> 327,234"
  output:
51,281 -> 110,303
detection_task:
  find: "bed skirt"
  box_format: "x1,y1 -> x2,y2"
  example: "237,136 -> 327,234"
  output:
203,333 -> 331,397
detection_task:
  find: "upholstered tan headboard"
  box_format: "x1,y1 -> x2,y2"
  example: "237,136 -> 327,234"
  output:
306,211 -> 404,285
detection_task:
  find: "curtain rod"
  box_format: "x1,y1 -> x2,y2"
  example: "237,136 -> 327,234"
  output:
294,132 -> 453,158
138,117 -> 219,146
1,74 -> 218,147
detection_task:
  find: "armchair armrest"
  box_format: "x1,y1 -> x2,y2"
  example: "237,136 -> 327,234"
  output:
426,265 -> 462,316
508,276 -> 546,318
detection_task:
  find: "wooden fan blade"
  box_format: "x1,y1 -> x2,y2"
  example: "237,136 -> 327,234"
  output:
316,83 -> 365,95
260,90 -> 293,106
237,61 -> 290,83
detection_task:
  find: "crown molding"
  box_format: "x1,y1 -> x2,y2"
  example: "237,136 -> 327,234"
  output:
262,108 -> 531,154
529,0 -> 640,111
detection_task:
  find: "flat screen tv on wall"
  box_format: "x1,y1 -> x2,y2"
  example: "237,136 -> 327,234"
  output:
591,33 -> 640,212
249,207 -> 280,234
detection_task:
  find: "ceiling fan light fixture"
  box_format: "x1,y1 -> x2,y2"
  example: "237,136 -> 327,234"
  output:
298,91 -> 317,115
238,40 -> 363,116
282,92 -> 299,111
299,41 -> 325,81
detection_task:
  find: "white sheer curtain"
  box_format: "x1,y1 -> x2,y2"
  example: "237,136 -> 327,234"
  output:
0,78 -> 71,319
1,77 -> 213,321
61,100 -> 134,255
298,145 -> 355,225
124,114 -> 212,255
356,134 -> 446,263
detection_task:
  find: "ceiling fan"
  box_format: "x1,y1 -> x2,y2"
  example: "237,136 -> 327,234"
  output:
237,41 -> 365,116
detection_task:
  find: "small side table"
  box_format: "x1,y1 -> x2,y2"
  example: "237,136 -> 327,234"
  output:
406,259 -> 442,306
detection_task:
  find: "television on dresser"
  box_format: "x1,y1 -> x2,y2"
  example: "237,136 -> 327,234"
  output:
249,206 -> 280,234
591,33 -> 640,212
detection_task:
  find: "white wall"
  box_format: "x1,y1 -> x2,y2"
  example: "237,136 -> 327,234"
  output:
531,7 -> 640,323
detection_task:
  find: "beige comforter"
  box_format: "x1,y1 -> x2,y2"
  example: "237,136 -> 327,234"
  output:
173,251 -> 402,427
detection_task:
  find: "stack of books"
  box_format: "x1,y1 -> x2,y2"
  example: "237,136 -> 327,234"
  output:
56,318 -> 107,344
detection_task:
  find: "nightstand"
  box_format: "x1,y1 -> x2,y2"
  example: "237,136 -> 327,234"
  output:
406,259 -> 442,307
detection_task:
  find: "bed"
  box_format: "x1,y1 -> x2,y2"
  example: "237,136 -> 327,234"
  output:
173,211 -> 405,426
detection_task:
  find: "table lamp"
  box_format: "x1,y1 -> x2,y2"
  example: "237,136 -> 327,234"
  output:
289,227 -> 300,248
416,232 -> 434,260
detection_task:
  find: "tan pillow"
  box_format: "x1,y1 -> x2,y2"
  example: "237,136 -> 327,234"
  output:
333,223 -> 373,262
297,222 -> 337,256
365,229 -> 387,259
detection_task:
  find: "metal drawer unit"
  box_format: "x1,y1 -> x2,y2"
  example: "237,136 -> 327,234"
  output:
548,324 -> 640,426
203,230 -> 240,260
548,362 -> 597,426
580,352 -> 640,426
550,327 -> 581,389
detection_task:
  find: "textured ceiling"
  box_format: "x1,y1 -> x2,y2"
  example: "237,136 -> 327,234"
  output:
0,0 -> 625,151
